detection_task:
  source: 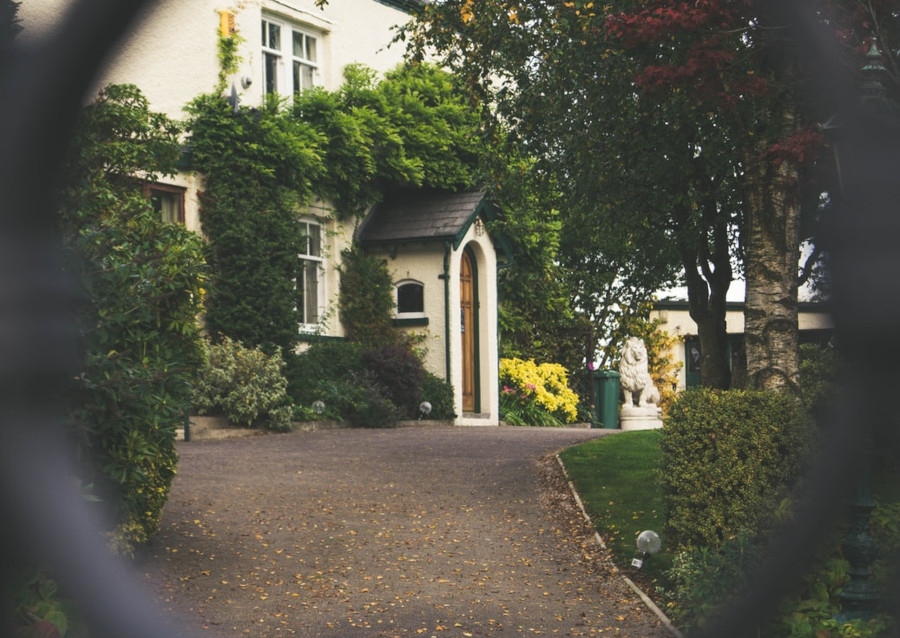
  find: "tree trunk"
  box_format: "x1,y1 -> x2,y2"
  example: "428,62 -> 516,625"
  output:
743,108 -> 801,395
679,199 -> 733,389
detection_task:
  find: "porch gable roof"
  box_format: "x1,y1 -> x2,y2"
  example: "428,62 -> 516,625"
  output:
357,188 -> 493,250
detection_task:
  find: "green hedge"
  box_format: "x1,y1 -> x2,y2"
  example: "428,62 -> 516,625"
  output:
661,388 -> 813,552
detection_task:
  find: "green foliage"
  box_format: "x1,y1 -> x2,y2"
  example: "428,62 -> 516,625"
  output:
662,534 -> 763,632
799,341 -> 841,416
661,388 -> 813,552
499,357 -> 580,425
419,371 -> 456,420
1,0 -> 21,42
186,62 -> 483,354
192,336 -> 293,431
185,93 -> 324,355
338,244 -> 399,348
60,84 -> 206,553
361,343 -> 425,418
216,30 -> 244,92
10,569 -> 87,638
293,62 -> 484,218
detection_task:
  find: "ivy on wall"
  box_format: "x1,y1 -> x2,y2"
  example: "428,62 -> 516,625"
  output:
186,62 -> 484,353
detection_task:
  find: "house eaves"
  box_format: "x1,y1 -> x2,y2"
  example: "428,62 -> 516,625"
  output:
375,0 -> 427,14
357,188 -> 492,248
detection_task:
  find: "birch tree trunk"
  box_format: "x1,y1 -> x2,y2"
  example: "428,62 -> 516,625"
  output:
743,107 -> 802,395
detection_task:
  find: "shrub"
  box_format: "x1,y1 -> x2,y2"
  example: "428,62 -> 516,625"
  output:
192,336 -> 293,432
799,341 -> 840,417
60,84 -> 206,554
339,244 -> 399,349
499,357 -> 579,425
343,370 -> 402,428
661,388 -> 813,552
419,371 -> 457,420
362,343 -> 425,418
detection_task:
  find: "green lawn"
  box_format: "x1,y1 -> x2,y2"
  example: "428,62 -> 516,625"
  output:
558,429 -> 672,589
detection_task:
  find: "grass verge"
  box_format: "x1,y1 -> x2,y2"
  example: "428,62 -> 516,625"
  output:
558,429 -> 672,592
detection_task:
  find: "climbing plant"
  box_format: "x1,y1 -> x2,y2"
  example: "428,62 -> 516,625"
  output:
186,61 -> 485,354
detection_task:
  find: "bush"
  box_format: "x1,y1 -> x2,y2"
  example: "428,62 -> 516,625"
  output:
499,357 -> 579,425
362,343 -> 425,418
419,371 -> 456,420
60,84 -> 206,554
192,336 -> 293,432
799,341 -> 840,417
344,370 -> 402,428
661,388 -> 813,552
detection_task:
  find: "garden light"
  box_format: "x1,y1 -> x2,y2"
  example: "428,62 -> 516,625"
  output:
632,530 -> 661,569
418,401 -> 432,419
312,400 -> 325,416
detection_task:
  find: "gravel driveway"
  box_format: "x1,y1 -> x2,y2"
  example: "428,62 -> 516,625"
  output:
140,426 -> 668,637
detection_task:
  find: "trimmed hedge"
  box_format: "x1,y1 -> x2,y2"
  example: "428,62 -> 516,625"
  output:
661,388 -> 813,551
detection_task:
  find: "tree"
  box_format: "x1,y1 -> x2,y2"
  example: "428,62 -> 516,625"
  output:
401,0 -> 736,387
1,0 -> 20,42
403,0 -> 899,394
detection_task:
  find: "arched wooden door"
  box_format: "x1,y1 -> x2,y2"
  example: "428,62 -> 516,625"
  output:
460,249 -> 478,413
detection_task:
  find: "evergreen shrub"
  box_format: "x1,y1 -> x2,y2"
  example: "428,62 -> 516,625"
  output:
362,343 -> 425,418
60,84 -> 206,554
192,336 -> 293,431
661,388 -> 813,552
419,371 -> 456,420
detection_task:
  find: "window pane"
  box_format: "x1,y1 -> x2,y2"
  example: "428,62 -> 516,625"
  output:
149,188 -> 181,224
306,37 -> 317,63
300,223 -> 321,256
294,62 -> 315,92
293,31 -> 305,58
397,283 -> 424,314
265,22 -> 280,49
264,52 -> 278,94
304,260 -> 319,324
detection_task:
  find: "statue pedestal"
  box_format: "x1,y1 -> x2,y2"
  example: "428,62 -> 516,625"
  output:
619,405 -> 663,431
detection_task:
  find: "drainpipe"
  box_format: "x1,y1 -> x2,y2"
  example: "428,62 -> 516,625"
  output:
442,241 -> 452,383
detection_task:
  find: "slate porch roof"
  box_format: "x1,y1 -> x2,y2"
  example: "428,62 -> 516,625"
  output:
357,189 -> 493,249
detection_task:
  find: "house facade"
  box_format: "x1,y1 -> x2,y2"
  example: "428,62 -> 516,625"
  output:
20,0 -> 503,425
651,300 -> 834,391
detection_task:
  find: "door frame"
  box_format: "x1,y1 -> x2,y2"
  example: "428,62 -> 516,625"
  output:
460,246 -> 480,413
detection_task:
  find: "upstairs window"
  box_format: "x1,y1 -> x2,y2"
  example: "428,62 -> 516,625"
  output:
262,16 -> 320,98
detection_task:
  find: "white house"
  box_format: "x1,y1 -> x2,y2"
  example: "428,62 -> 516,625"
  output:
20,0 -> 504,425
651,300 -> 834,391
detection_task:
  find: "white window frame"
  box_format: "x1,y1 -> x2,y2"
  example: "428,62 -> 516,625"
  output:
261,15 -> 321,99
297,219 -> 324,330
395,279 -> 426,319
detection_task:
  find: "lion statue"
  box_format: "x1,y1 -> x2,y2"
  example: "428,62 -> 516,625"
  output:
618,337 -> 660,408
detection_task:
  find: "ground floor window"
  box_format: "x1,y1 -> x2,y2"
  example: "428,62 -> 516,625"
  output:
297,220 -> 323,328
145,183 -> 185,224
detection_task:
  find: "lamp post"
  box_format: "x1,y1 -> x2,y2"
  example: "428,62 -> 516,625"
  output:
824,40 -> 900,623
